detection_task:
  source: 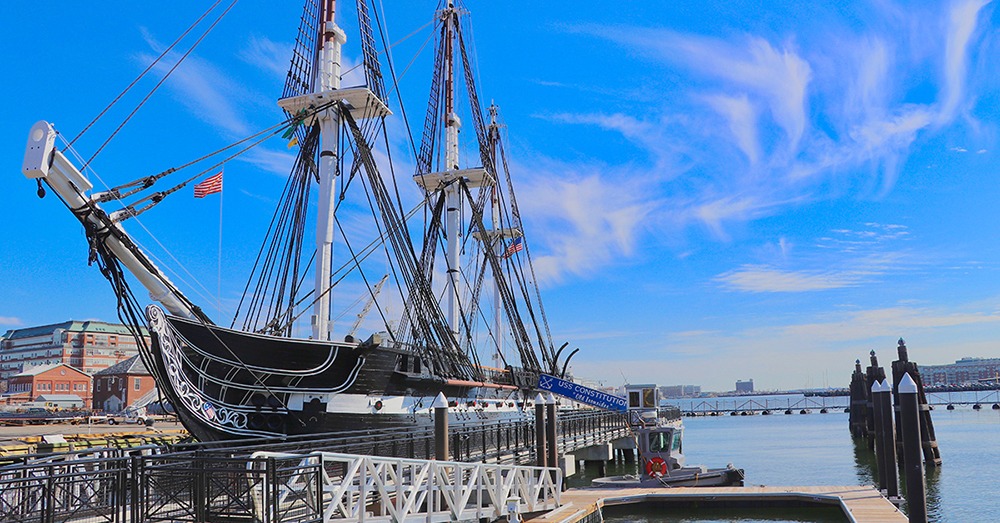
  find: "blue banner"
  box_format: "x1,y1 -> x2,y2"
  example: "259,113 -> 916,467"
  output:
537,374 -> 627,412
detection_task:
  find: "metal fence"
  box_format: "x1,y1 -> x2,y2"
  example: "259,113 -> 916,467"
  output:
0,409 -> 626,523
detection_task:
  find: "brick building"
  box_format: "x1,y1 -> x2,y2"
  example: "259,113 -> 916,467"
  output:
5,363 -> 92,408
0,320 -> 149,389
92,355 -> 156,413
921,357 -> 1000,386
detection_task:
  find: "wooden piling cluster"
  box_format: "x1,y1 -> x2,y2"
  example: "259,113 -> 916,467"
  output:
846,339 -> 941,523
847,341 -> 939,466
890,339 -> 941,466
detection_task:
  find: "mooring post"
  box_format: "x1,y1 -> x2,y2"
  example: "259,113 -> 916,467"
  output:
546,393 -> 558,469
878,379 -> 899,500
849,359 -> 867,438
865,351 -> 885,449
433,392 -> 449,461
534,393 -> 546,468
871,379 -> 887,491
892,338 -> 942,466
899,373 -> 928,523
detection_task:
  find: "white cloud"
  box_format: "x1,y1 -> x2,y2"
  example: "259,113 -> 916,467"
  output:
138,28 -> 253,137
939,0 -> 991,122
715,224 -> 910,292
715,265 -> 871,292
544,112 -> 679,173
517,168 -> 656,284
703,94 -> 760,165
0,317 -> 23,327
242,147 -> 296,176
556,3 -> 992,240
240,35 -> 291,77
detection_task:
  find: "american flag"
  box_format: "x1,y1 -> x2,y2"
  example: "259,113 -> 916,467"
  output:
503,237 -> 523,259
194,171 -> 223,198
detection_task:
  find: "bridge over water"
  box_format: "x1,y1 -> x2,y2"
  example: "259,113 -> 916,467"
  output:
670,390 -> 1000,416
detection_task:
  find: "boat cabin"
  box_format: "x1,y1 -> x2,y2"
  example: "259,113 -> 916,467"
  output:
625,384 -> 686,475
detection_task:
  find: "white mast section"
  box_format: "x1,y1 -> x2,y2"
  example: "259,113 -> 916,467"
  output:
277,1 -> 390,341
443,3 -> 462,338
312,0 -> 346,341
488,106 -> 503,368
22,121 -> 198,320
413,3 -> 489,342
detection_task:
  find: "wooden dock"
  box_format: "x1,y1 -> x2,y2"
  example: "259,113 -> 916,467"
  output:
526,485 -> 906,523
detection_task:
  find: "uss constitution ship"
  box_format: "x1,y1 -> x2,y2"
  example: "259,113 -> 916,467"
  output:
22,0 -> 577,441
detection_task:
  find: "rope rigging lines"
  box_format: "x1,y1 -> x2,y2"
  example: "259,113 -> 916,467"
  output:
68,0 -> 563,388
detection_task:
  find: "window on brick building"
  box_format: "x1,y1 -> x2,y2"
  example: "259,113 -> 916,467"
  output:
134,378 -> 141,391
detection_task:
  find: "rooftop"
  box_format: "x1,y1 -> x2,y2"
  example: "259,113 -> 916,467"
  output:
1,321 -> 148,342
95,355 -> 149,376
12,363 -> 91,378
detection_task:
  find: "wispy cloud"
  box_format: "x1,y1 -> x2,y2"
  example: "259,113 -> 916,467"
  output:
138,28 -> 254,137
939,0 -> 991,122
703,94 -> 761,165
552,1 -> 992,240
716,223 -> 911,292
715,266 -> 874,292
239,35 -> 291,77
517,165 -> 658,284
572,300 -> 1000,390
0,316 -> 23,327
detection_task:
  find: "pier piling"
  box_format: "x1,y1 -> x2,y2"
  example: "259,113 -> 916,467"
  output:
433,392 -> 449,460
899,373 -> 928,523
877,379 -> 899,500
535,394 -> 546,468
545,393 -> 558,469
871,380 -> 887,491
849,359 -> 868,438
891,339 -> 941,466
865,351 -> 887,451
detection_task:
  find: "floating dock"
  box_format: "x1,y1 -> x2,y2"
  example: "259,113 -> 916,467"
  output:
527,486 -> 906,523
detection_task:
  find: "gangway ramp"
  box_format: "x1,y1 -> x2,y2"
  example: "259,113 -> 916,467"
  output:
248,450 -> 562,523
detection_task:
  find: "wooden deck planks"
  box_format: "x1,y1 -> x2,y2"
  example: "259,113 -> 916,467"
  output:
527,485 -> 906,523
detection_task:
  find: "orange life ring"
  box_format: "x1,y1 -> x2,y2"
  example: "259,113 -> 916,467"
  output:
645,457 -> 668,477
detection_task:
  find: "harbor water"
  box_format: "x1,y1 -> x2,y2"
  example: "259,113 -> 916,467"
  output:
572,393 -> 1000,522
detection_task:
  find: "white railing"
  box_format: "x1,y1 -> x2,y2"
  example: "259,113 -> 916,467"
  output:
249,451 -> 562,523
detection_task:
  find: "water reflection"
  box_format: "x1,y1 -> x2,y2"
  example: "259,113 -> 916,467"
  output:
852,435 -> 943,522
850,438 -> 877,486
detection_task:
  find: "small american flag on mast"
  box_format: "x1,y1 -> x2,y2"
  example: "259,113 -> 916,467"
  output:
194,171 -> 223,198
502,237 -> 523,259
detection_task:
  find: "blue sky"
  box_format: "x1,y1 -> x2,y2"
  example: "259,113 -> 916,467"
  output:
3,1 -> 1000,391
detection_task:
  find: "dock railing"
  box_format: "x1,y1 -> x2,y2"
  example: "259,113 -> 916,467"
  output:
1,409 -> 622,522
245,451 -> 561,523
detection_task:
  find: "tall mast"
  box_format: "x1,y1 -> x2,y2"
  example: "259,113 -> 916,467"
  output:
442,2 -> 462,338
413,2 -> 489,342
488,104 -> 503,368
278,0 -> 389,341
313,0 -> 346,340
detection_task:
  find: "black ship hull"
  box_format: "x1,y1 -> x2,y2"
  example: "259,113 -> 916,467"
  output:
143,306 -> 534,442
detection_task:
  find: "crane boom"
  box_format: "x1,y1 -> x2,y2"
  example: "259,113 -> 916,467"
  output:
348,275 -> 388,338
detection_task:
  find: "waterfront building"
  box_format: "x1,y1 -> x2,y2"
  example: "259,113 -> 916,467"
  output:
921,357 -> 1000,386
3,363 -> 92,408
92,355 -> 155,413
660,385 -> 701,398
0,320 -> 149,387
736,379 -> 754,393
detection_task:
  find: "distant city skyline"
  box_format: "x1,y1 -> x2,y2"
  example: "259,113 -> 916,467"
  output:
4,1 -> 1000,392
